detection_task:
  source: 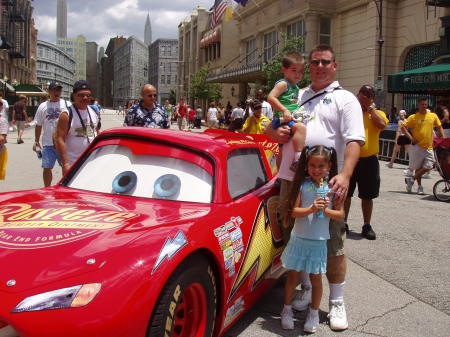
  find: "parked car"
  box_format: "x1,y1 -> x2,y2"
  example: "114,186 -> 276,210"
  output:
0,127 -> 284,337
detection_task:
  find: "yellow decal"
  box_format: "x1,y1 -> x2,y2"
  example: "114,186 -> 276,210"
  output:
229,203 -> 283,300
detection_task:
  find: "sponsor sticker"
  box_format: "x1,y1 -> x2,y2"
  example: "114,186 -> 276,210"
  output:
224,296 -> 245,327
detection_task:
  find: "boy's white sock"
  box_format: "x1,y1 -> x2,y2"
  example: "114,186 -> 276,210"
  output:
283,304 -> 292,311
329,282 -> 345,302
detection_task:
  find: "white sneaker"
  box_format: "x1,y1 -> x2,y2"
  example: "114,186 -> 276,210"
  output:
405,177 -> 414,193
403,169 -> 413,177
292,286 -> 312,311
328,300 -> 348,331
417,185 -> 424,195
304,308 -> 319,333
280,307 -> 294,330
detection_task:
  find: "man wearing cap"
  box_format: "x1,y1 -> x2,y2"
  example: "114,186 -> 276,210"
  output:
33,82 -> 71,186
55,80 -> 99,174
241,100 -> 271,134
344,85 -> 388,240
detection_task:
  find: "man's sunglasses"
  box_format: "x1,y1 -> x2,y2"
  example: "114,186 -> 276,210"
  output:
76,93 -> 91,98
310,59 -> 333,66
147,94 -> 157,98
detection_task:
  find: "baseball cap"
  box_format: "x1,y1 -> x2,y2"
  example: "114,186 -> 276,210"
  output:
399,109 -> 406,115
252,100 -> 262,110
73,80 -> 92,93
48,81 -> 63,90
359,85 -> 375,98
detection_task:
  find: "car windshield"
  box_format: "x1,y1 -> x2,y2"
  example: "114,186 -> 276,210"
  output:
66,144 -> 213,203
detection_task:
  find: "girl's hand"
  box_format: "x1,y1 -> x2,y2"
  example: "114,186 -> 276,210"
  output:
281,110 -> 292,123
312,197 -> 328,211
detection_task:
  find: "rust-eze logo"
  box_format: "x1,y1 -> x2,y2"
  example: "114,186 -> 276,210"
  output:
0,200 -> 139,249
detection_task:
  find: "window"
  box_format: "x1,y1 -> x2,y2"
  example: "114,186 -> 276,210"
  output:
264,31 -> 278,62
246,39 -> 257,65
319,17 -> 331,45
167,75 -> 171,84
287,20 -> 305,52
227,148 -> 268,199
161,75 -> 165,84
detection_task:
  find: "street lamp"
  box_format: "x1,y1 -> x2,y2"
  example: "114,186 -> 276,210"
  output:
374,0 -> 384,89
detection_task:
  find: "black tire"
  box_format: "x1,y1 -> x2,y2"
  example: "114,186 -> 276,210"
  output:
147,255 -> 217,337
433,179 -> 450,202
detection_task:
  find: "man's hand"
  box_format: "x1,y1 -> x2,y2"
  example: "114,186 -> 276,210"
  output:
266,124 -> 291,144
329,173 -> 350,203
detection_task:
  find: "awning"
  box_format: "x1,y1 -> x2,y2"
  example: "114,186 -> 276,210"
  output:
0,79 -> 15,93
14,84 -> 46,93
387,63 -> 450,95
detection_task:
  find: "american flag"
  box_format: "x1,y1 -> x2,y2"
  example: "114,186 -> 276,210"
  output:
211,0 -> 228,29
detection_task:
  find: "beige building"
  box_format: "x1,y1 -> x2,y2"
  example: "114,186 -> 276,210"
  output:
178,0 -> 450,112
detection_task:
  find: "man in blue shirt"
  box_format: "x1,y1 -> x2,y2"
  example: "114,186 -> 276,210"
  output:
123,84 -> 169,128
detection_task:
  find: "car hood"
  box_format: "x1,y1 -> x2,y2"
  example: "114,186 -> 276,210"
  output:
0,187 -> 211,293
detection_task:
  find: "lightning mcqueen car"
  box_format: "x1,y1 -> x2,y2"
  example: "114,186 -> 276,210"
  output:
0,127 -> 284,337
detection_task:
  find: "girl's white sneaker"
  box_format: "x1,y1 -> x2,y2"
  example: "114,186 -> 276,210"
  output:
304,308 -> 319,333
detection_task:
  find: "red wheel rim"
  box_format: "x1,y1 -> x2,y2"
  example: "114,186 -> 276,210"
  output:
172,282 -> 208,337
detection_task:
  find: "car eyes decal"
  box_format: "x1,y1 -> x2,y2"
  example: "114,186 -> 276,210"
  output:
112,171 -> 137,194
153,174 -> 181,199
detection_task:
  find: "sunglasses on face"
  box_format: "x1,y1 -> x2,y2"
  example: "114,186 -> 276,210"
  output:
76,93 -> 91,98
310,59 -> 333,66
146,94 -> 157,98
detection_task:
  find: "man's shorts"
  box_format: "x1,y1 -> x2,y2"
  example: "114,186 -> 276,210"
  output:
42,145 -> 61,169
409,145 -> 435,171
16,121 -> 25,131
397,135 -> 411,146
328,219 -> 346,256
348,155 -> 380,200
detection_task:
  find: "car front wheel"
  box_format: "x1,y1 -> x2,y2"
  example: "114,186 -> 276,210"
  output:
148,255 -> 217,337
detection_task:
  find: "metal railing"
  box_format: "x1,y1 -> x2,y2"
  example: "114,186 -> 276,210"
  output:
378,138 -> 409,164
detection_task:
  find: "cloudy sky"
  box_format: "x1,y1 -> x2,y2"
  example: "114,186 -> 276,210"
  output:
32,0 -> 213,50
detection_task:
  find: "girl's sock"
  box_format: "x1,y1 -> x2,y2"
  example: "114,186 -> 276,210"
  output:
329,282 -> 345,302
301,271 -> 312,288
309,308 -> 319,316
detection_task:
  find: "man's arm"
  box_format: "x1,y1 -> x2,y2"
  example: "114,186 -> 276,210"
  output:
329,140 -> 361,202
370,108 -> 388,130
55,112 -> 70,174
435,125 -> 445,138
34,125 -> 42,148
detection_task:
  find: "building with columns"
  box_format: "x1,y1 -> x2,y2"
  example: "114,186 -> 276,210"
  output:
178,0 -> 450,113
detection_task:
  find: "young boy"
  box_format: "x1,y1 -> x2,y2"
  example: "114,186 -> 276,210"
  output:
268,52 -> 306,153
241,100 -> 271,134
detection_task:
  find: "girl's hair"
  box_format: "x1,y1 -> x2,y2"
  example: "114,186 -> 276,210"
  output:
283,145 -> 338,220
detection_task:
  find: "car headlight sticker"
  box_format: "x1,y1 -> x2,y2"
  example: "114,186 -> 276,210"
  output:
153,174 -> 181,199
112,171 -> 137,193
12,283 -> 101,313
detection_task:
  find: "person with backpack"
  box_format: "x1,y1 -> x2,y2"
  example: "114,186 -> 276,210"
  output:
33,82 -> 71,186
55,80 -> 99,174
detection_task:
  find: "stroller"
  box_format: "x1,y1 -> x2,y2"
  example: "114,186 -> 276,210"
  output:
432,137 -> 450,202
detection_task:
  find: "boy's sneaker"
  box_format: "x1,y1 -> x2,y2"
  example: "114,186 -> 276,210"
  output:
304,308 -> 319,333
417,185 -> 424,195
292,286 -> 312,311
403,169 -> 413,177
280,307 -> 294,330
328,300 -> 348,331
386,162 -> 393,168
361,224 -> 376,240
405,177 -> 414,193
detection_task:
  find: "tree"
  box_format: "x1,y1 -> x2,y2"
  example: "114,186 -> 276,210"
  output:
189,63 -> 223,103
168,89 -> 177,105
262,35 -> 310,92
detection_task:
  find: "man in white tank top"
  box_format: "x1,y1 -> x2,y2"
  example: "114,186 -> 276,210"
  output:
55,80 -> 99,174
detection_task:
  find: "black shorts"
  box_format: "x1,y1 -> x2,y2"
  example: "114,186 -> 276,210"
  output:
348,155 -> 380,200
397,135 -> 411,146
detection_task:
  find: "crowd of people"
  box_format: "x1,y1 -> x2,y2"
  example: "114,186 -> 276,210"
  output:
0,42 -> 448,335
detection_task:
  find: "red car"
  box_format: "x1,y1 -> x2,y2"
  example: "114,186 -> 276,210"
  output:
0,128 -> 283,337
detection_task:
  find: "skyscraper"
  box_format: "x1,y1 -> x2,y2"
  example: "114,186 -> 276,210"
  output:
144,13 -> 152,46
56,0 -> 67,40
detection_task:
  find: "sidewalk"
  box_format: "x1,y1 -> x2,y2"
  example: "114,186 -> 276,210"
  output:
225,259 -> 450,336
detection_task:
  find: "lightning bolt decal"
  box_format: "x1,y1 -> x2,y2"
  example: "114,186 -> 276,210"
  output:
152,231 -> 188,274
229,202 -> 284,301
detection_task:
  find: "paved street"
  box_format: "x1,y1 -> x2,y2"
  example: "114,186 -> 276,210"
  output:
1,109 -> 449,336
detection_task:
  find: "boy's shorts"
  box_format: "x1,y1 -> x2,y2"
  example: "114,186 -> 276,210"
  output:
16,121 -> 25,131
42,145 -> 62,169
271,117 -> 295,130
328,219 -> 346,256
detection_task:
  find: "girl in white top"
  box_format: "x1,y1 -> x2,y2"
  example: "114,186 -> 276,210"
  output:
280,145 -> 344,333
207,102 -> 218,128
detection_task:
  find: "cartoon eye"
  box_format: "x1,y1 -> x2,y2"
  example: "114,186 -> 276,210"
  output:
154,174 -> 181,198
112,171 -> 137,193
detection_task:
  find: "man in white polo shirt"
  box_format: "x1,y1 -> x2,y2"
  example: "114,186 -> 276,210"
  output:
267,44 -> 365,332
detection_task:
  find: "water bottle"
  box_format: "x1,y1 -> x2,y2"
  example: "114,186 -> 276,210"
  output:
35,143 -> 42,159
